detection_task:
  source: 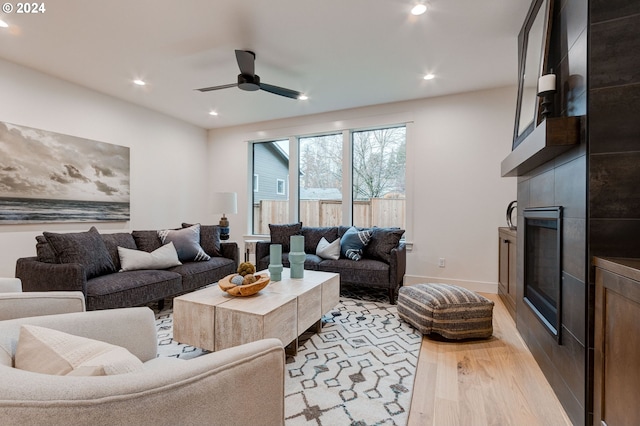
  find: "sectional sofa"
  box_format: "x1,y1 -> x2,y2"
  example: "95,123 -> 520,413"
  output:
15,224 -> 238,310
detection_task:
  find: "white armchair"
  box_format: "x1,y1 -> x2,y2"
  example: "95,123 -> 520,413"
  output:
0,304 -> 285,425
0,277 -> 86,321
0,278 -> 21,293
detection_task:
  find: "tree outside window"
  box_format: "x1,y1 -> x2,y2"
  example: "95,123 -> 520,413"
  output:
352,127 -> 406,228
250,126 -> 406,234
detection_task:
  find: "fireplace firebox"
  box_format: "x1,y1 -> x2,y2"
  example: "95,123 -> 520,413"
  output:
523,206 -> 562,342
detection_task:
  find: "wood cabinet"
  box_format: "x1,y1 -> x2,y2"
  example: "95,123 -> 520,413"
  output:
498,227 -> 517,320
593,257 -> 640,426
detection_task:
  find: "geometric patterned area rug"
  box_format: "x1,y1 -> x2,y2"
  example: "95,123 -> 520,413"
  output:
153,291 -> 421,426
284,298 -> 422,425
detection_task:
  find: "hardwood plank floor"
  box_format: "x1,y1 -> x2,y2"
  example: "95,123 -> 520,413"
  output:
407,293 -> 572,426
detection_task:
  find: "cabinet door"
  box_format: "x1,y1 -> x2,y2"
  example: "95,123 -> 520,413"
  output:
498,235 -> 509,295
508,238 -> 517,301
498,228 -> 516,319
594,267 -> 640,426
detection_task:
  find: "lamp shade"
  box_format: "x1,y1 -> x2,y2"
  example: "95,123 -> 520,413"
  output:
211,192 -> 237,215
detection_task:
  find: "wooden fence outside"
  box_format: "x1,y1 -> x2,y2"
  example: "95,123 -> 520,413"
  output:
253,198 -> 405,234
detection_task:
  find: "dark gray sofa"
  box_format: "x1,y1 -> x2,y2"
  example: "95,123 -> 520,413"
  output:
256,225 -> 406,304
16,225 -> 238,310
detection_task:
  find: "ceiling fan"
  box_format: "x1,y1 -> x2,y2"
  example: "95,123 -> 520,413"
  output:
196,50 -> 304,100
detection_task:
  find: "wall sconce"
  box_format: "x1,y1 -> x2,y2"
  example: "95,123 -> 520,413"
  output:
538,73 -> 557,119
211,192 -> 237,240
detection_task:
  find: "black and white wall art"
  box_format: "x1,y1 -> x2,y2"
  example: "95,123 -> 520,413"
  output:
0,121 -> 130,223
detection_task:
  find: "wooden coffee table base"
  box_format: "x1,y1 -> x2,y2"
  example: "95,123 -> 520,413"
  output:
173,269 -> 340,354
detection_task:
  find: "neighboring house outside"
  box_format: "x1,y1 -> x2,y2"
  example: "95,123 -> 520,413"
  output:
253,142 -> 288,202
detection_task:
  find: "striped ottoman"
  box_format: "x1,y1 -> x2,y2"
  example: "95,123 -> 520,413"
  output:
397,283 -> 494,339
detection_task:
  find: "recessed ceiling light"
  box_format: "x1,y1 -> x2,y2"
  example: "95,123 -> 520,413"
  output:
423,73 -> 435,80
0,19 -> 9,28
411,4 -> 427,16
209,111 -> 218,116
298,94 -> 308,100
133,79 -> 146,86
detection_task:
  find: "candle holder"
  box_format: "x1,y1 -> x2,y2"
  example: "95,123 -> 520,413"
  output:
289,235 -> 305,279
268,244 -> 283,282
537,73 -> 557,119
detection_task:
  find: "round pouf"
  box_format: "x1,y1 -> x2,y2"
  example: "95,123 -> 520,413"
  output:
397,283 -> 494,339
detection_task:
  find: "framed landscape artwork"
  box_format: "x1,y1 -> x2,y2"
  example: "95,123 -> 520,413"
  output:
0,121 -> 130,223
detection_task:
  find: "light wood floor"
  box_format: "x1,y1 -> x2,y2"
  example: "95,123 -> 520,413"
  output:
406,293 -> 572,426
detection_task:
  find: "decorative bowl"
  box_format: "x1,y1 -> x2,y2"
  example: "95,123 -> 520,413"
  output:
218,273 -> 270,296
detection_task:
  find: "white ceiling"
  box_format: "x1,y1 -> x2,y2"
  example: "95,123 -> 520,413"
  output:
0,0 -> 530,129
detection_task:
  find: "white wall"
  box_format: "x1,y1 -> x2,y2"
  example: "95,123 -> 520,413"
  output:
208,86 -> 517,292
0,56 -> 518,290
0,58 -> 209,277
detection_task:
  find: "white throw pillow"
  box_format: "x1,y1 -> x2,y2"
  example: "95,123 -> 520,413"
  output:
316,237 -> 341,260
118,242 -> 182,271
15,325 -> 143,376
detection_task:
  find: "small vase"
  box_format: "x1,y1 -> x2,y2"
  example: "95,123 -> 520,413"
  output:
268,244 -> 283,281
289,235 -> 305,279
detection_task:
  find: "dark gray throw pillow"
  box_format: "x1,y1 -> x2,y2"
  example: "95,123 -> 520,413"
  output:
182,223 -> 221,257
43,226 -> 116,279
131,230 -> 163,253
158,224 -> 210,262
101,232 -> 137,271
269,222 -> 302,252
364,228 -> 405,263
35,235 -> 58,264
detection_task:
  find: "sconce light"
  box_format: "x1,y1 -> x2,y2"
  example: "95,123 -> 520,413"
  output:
537,73 -> 557,119
211,192 -> 237,240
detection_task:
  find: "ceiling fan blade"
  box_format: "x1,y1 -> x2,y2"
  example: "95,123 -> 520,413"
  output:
195,83 -> 238,92
259,82 -> 302,99
235,50 -> 255,76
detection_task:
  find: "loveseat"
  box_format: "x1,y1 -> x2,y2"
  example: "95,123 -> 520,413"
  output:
0,295 -> 285,426
15,224 -> 238,310
256,224 -> 406,304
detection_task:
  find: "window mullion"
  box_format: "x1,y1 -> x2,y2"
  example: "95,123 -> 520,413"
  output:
342,129 -> 352,226
289,136 -> 299,223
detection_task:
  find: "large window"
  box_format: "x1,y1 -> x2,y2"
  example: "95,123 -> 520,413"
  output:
250,125 -> 406,234
299,134 -> 343,226
252,140 -> 289,234
352,127 -> 406,228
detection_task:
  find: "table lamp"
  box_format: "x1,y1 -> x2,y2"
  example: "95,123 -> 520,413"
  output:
212,192 -> 237,240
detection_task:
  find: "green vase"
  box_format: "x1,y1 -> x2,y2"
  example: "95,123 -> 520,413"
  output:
289,235 -> 305,279
268,244 -> 283,281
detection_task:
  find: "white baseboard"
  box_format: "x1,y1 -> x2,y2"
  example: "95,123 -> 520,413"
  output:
403,274 -> 498,294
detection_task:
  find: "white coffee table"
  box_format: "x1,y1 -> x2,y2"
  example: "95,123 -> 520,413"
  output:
173,268 -> 340,354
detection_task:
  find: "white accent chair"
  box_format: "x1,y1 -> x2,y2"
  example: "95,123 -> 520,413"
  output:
0,277 -> 86,321
0,288 -> 285,426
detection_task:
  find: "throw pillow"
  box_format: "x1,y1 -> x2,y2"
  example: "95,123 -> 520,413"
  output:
35,235 -> 58,263
302,227 -> 339,253
364,228 -> 405,264
43,226 -> 116,279
131,230 -> 163,253
101,232 -> 138,271
182,223 -> 221,257
118,242 -> 182,271
316,237 -> 341,260
158,224 -> 210,262
340,226 -> 373,261
15,325 -> 143,376
269,222 -> 302,252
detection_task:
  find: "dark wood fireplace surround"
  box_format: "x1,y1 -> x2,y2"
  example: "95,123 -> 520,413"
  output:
502,1 -> 640,425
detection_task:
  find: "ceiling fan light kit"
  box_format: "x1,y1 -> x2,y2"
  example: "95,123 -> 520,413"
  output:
196,50 -> 304,100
